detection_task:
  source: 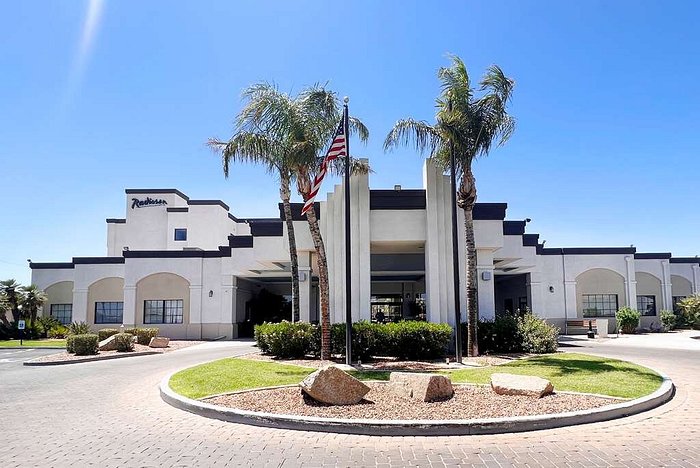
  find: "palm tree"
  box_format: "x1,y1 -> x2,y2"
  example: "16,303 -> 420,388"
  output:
21,285 -> 48,329
233,83 -> 369,359
0,279 -> 23,324
384,55 -> 515,356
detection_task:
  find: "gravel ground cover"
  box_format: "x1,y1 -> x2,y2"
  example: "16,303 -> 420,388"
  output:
26,340 -> 203,364
204,382 -> 618,420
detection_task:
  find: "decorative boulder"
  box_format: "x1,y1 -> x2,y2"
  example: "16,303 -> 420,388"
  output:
300,365 -> 370,405
490,373 -> 554,398
389,372 -> 454,402
149,336 -> 170,348
98,335 -> 118,351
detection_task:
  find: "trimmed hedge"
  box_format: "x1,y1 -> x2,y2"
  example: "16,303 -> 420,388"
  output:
255,320 -> 452,360
124,328 -> 160,345
98,328 -> 120,341
113,333 -> 134,352
67,334 -> 99,356
465,312 -> 559,354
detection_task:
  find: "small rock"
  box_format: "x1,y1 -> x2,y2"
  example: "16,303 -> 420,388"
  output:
389,372 -> 454,402
98,335 -> 118,351
490,373 -> 554,398
149,336 -> 170,348
300,365 -> 370,405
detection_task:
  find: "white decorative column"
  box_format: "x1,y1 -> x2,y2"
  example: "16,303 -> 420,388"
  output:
220,275 -> 234,339
693,265 -> 700,294
476,251 -> 496,321
564,281 -> 577,320
527,271 -> 545,315
661,261 -> 673,311
122,285 -> 137,327
189,284 -> 203,340
624,256 -> 637,308
230,277 -> 239,338
72,288 -> 89,323
423,159 -> 442,324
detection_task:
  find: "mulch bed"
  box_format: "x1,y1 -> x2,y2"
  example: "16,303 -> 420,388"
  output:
204,382 -> 618,420
26,340 -> 202,364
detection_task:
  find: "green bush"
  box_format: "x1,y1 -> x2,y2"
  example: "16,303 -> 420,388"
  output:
678,295 -> 700,329
37,316 -> 61,338
330,321 -> 388,360
68,321 -> 91,335
616,307 -> 641,334
518,313 -> 559,353
253,321 -> 316,358
48,325 -> 69,339
124,327 -> 160,345
113,333 -> 134,352
67,334 -> 99,355
659,310 -> 676,332
471,315 -> 521,354
383,321 -> 452,360
98,328 -> 120,341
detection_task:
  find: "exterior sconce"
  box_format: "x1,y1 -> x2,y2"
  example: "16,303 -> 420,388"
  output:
549,286 -> 555,293
394,184 -> 402,191
208,290 -> 213,298
299,271 -> 307,282
481,271 -> 492,281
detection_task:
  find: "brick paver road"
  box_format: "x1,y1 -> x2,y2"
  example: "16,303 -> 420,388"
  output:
1,333 -> 698,467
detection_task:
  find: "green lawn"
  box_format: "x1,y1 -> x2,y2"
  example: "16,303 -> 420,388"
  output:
170,352 -> 662,400
447,353 -> 663,399
0,339 -> 66,348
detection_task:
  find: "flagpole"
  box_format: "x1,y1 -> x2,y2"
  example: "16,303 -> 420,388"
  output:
343,97 -> 353,366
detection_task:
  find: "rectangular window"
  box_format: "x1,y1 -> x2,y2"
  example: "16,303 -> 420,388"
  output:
174,228 -> 187,241
95,302 -> 123,324
636,295 -> 657,316
144,299 -> 183,324
582,294 -> 618,317
672,296 -> 687,314
50,304 -> 72,325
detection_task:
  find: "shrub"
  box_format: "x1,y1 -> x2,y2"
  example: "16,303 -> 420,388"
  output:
113,333 -> 134,352
471,315 -> 521,354
68,321 -> 91,335
124,327 -> 160,345
98,328 -> 120,341
330,321 -> 387,360
677,295 -> 700,329
616,307 -> 641,334
67,334 -> 99,355
253,321 -> 315,358
383,321 -> 452,360
517,313 -> 559,353
48,325 -> 69,339
659,310 -> 676,332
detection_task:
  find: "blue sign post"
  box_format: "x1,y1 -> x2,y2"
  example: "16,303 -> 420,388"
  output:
18,320 -> 25,346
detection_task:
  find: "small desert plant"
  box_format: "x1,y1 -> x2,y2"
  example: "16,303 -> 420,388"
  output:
518,312 -> 560,354
48,325 -> 69,339
124,327 -> 160,345
677,295 -> 700,329
616,307 -> 640,334
36,316 -> 61,338
659,310 -> 676,332
67,334 -> 99,355
113,333 -> 134,352
98,328 -> 120,341
68,321 -> 91,335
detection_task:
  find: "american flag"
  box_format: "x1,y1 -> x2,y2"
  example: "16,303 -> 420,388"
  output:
301,116 -> 347,216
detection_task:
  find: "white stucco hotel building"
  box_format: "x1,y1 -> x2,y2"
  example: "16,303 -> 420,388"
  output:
30,160 -> 699,339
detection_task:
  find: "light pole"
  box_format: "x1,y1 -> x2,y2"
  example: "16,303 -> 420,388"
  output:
448,99 -> 463,364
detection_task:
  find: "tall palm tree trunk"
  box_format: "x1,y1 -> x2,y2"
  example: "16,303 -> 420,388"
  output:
459,167 -> 479,357
280,175 -> 300,322
305,206 -> 331,360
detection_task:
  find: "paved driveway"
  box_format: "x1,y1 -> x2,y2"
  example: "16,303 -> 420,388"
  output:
1,333 -> 699,467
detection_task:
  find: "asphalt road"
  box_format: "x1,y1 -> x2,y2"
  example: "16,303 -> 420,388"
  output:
1,333 -> 698,467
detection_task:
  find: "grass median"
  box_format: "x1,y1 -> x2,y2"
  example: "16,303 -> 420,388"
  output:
0,339 -> 66,348
169,352 -> 662,400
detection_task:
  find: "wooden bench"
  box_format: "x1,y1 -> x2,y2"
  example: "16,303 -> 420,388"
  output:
566,319 -> 597,335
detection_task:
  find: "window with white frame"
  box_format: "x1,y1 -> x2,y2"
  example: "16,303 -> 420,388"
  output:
144,299 -> 183,324
50,304 -> 72,325
95,302 -> 123,324
582,294 -> 618,317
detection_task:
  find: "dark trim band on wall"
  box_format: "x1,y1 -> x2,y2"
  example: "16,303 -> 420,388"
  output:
538,247 -> 637,256
229,235 -> 254,248
29,262 -> 75,270
280,203 -> 321,221
670,257 -> 700,264
634,253 -> 672,260
188,199 -> 230,211
106,218 -> 126,224
249,220 -> 283,237
369,189 -> 427,210
123,249 -> 230,258
125,189 -> 189,200
473,203 -> 508,220
73,257 -> 125,265
522,234 -> 540,247
503,220 -> 526,235
167,207 -> 189,213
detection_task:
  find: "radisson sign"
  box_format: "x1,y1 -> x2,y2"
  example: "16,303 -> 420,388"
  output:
131,197 -> 168,209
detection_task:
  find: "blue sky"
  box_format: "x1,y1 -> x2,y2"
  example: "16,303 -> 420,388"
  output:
1,0 -> 699,284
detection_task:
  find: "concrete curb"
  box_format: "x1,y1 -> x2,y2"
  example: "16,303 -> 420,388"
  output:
160,369 -> 675,436
24,351 -> 161,366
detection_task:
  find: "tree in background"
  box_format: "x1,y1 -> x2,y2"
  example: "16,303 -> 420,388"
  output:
21,284 -> 48,329
384,55 -> 515,356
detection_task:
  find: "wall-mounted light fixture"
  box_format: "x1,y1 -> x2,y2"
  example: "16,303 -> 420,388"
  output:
123,246 -> 129,251
208,290 -> 213,298
549,286 -> 555,293
394,184 -> 402,191
481,271 -> 492,281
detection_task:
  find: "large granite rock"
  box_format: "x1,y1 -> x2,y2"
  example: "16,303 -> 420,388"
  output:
389,372 -> 454,402
98,335 -> 117,351
490,373 -> 554,398
300,365 -> 370,405
149,336 -> 170,348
